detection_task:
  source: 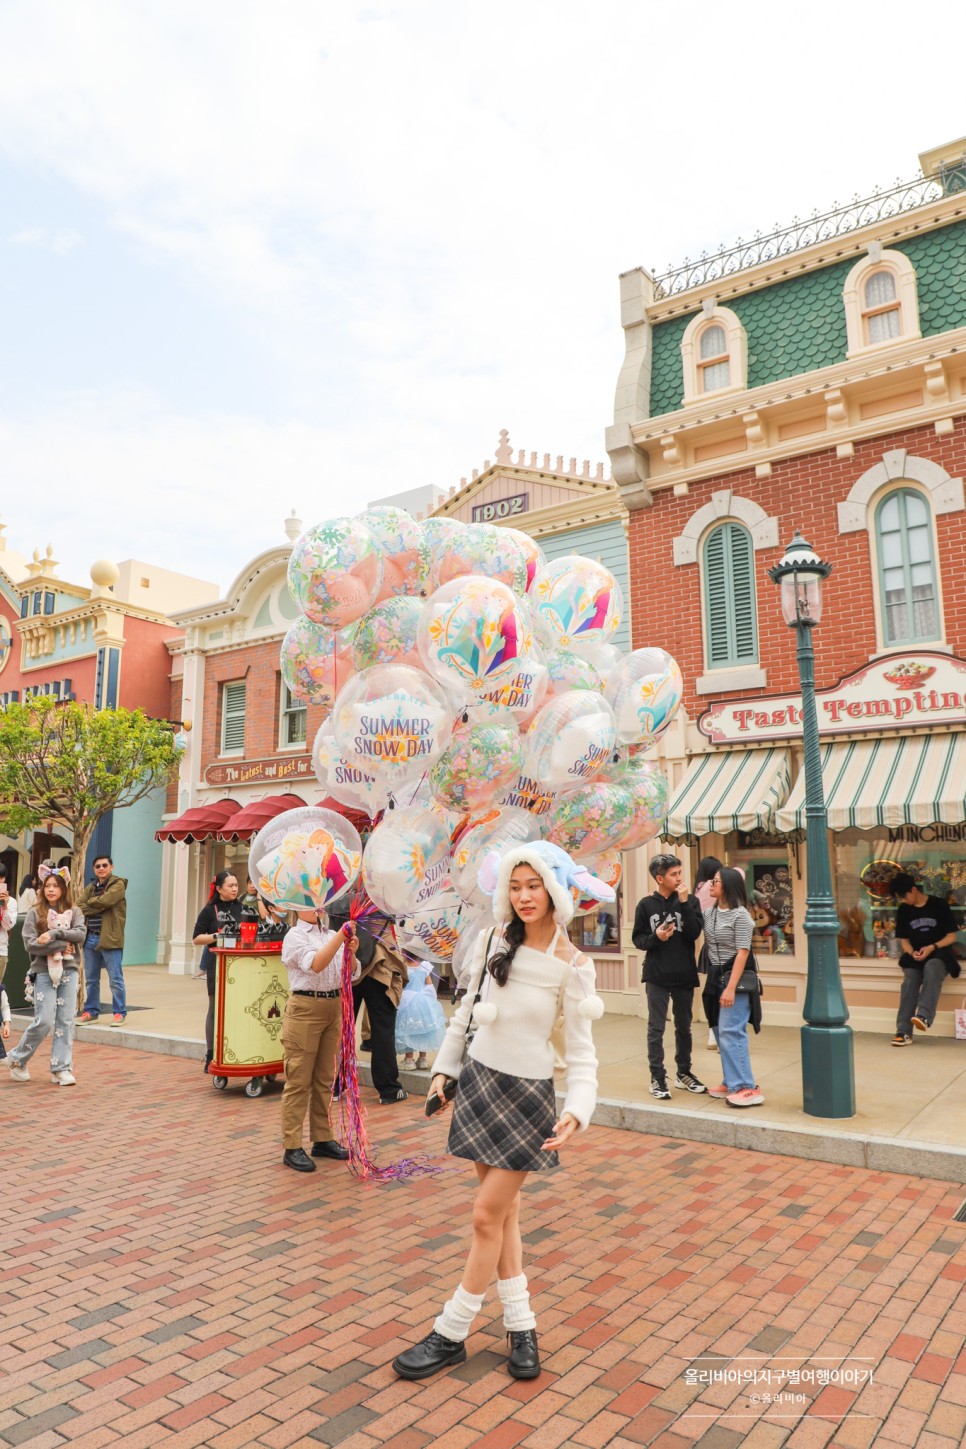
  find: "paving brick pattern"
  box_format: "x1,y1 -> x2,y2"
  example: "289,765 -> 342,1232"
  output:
2,1041 -> 966,1449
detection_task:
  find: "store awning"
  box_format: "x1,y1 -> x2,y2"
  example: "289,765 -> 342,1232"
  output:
156,798 -> 241,844
775,733 -> 966,834
216,794 -> 307,842
665,747 -> 792,843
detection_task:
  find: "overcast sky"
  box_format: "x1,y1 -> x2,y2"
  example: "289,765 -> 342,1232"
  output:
0,0 -> 963,594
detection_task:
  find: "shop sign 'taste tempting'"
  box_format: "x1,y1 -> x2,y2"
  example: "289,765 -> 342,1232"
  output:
698,653 -> 966,745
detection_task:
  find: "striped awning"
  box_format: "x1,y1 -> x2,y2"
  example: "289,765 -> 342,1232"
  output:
665,747 -> 792,842
775,733 -> 966,834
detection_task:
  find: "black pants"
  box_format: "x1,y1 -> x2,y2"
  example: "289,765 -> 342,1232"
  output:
205,965 -> 216,1058
352,977 -> 402,1097
645,982 -> 694,1080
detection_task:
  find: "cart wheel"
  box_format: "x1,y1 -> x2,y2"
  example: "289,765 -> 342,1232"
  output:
212,1076 -> 229,1091
245,1078 -> 264,1098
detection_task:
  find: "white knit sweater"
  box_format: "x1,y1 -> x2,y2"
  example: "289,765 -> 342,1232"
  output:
432,930 -> 600,1129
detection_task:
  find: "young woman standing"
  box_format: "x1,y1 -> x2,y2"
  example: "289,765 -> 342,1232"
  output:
702,867 -> 763,1108
2,867 -> 86,1086
192,871 -> 243,1072
392,842 -> 609,1384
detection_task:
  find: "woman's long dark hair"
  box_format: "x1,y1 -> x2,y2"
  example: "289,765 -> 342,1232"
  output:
695,855 -> 724,888
487,915 -> 525,987
716,866 -> 748,911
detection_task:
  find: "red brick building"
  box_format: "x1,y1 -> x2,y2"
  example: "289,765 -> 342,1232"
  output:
606,136 -> 966,1031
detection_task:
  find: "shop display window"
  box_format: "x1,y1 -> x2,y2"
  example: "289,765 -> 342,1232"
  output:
834,831 -> 966,959
730,835 -> 795,956
569,889 -> 622,954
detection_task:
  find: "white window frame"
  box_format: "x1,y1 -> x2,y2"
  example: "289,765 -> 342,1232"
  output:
681,305 -> 747,404
221,680 -> 246,756
842,248 -> 920,358
279,681 -> 307,750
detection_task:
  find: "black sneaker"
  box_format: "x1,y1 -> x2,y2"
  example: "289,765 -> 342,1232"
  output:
891,1033 -> 913,1046
649,1077 -> 671,1100
674,1072 -> 707,1094
392,1329 -> 467,1380
379,1087 -> 409,1104
911,1015 -> 929,1032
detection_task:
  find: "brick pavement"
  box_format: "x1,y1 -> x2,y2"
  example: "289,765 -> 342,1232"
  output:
1,1040 -> 965,1449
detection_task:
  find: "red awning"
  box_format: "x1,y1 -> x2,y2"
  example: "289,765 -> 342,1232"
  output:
217,793 -> 307,842
156,798 -> 242,844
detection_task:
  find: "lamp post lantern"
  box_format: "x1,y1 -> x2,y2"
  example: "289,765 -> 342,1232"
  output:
768,531 -> 856,1118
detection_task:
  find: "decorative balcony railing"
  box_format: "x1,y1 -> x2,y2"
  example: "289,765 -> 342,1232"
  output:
652,163 -> 966,298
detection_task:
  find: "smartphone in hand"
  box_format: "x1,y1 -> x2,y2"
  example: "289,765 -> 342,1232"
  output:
425,1079 -> 457,1117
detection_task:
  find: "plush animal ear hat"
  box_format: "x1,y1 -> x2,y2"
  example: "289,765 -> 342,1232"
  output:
477,840 -> 616,927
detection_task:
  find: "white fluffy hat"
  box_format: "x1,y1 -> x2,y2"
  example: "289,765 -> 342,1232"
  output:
478,840 -> 616,927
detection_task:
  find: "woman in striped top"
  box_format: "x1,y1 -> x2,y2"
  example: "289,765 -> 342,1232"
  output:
702,868 -> 763,1108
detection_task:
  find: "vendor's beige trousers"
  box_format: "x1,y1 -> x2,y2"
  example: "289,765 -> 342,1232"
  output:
280,994 -> 341,1150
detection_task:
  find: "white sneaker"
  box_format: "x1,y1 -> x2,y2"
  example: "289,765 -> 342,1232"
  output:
3,1059 -> 30,1082
707,1029 -> 718,1051
52,1069 -> 76,1086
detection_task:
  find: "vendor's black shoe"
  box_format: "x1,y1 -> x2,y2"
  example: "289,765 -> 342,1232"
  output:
507,1329 -> 541,1380
283,1148 -> 316,1173
312,1140 -> 349,1160
392,1330 -> 466,1380
203,1052 -> 212,1074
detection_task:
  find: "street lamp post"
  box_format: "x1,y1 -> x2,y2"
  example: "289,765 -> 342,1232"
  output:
768,531 -> 856,1119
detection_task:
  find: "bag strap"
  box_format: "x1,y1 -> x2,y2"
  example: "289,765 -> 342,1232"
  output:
464,928 -> 496,1037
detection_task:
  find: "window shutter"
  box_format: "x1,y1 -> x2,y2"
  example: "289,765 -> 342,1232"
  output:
222,682 -> 246,752
704,523 -> 758,668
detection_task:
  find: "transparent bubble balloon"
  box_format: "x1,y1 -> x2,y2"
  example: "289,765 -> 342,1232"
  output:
248,806 -> 362,912
287,517 -> 383,629
571,849 -> 623,916
332,663 -> 453,792
431,522 -> 530,593
358,505 -> 430,600
280,616 -> 355,710
497,771 -> 560,819
530,554 -> 623,658
546,782 -> 636,857
418,576 -> 533,704
502,527 -> 544,592
452,806 -> 541,910
607,756 -> 670,851
451,909 -> 492,989
351,596 -> 425,672
524,690 -> 616,789
475,650 -> 549,727
605,647 -> 684,747
546,650 -> 605,696
429,720 -> 523,813
312,719 -> 388,817
362,805 -> 453,916
395,897 -> 464,963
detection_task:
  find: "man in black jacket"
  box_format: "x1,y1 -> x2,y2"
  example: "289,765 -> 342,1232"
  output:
632,853 -> 706,1099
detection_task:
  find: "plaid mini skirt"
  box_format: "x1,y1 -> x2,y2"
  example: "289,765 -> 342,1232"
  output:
447,1057 -> 559,1172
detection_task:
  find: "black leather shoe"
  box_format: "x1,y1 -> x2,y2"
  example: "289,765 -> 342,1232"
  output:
392,1330 -> 467,1380
507,1329 -> 540,1379
312,1140 -> 349,1160
283,1148 -> 316,1173
203,1053 -> 212,1074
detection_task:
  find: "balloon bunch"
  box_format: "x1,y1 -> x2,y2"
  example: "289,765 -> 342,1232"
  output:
278,505 -> 683,966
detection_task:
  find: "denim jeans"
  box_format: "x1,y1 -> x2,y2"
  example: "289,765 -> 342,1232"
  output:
714,992 -> 755,1092
10,968 -> 78,1073
896,957 -> 948,1033
83,945 -> 126,1017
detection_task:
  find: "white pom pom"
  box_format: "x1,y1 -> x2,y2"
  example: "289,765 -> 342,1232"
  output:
578,995 -> 605,1020
473,1000 -> 499,1026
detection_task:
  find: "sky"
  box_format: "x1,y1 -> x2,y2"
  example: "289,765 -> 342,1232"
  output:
0,0 -> 963,595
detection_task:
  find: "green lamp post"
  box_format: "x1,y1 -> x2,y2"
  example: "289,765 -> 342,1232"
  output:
768,531 -> 856,1119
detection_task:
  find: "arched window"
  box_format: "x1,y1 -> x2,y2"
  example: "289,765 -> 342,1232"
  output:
703,522 -> 758,668
862,270 -> 901,345
875,489 -> 939,644
698,324 -> 730,392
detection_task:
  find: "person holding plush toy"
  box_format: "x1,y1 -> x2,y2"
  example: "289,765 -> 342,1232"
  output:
392,841 -> 610,1385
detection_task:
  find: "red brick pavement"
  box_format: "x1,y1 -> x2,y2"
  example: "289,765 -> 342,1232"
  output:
1,1040 -> 965,1449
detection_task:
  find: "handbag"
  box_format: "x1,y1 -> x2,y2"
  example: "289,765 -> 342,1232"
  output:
954,999 -> 966,1041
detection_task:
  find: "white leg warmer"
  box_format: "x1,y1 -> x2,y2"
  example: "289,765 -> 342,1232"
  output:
433,1283 -> 484,1343
497,1274 -> 537,1332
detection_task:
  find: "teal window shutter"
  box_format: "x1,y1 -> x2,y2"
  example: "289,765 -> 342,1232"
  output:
875,488 -> 939,644
703,523 -> 758,668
